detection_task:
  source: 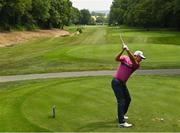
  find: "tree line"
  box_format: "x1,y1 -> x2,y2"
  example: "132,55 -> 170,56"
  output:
0,0 -> 71,30
109,0 -> 180,29
0,0 -> 105,31
3,0 -> 178,31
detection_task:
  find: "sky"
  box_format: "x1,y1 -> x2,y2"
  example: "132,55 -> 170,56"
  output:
70,0 -> 113,11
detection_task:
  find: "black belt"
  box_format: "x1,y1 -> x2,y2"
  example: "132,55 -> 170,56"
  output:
114,78 -> 126,85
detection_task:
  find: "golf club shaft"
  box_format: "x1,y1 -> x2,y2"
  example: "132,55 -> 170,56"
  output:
120,34 -> 126,46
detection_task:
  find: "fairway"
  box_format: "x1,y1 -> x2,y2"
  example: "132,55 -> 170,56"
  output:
0,26 -> 180,75
0,75 -> 179,132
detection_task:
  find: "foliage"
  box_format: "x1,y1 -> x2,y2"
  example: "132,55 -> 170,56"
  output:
31,0 -> 51,28
173,0 -> 180,29
0,0 -> 32,31
76,27 -> 83,33
91,12 -> 107,25
47,0 -> 72,29
0,0 -> 83,30
109,0 -> 180,29
79,9 -> 91,25
70,7 -> 81,25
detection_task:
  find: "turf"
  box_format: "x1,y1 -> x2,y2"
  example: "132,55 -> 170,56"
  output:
0,75 -> 179,132
0,26 -> 180,75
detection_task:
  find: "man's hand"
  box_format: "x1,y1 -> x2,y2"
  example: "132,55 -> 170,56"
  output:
123,44 -> 129,51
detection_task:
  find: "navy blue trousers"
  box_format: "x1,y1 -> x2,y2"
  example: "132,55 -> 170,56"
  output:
111,78 -> 131,123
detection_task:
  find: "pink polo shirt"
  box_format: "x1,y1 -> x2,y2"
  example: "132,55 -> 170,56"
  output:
114,55 -> 140,82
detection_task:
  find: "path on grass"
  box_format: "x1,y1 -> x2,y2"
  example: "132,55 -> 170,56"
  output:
0,69 -> 180,82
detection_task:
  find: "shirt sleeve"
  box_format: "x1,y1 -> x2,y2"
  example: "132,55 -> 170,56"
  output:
119,55 -> 126,62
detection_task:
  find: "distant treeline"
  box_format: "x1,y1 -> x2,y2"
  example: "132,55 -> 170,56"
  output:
0,0 -> 100,31
109,0 -> 180,29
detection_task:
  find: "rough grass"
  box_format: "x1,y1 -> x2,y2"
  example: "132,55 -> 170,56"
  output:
0,26 -> 180,75
0,75 -> 179,132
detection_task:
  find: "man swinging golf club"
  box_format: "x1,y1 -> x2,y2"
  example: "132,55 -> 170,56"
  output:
111,35 -> 146,128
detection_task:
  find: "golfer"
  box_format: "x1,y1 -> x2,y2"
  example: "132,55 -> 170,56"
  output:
111,44 -> 146,128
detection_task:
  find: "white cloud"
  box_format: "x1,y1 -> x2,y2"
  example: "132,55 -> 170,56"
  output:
70,0 -> 112,11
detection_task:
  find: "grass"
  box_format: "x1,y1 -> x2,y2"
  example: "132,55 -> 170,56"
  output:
0,75 -> 179,132
0,26 -> 179,132
0,26 -> 180,75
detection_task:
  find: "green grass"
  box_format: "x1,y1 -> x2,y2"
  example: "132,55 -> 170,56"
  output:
0,75 -> 179,132
0,26 -> 180,75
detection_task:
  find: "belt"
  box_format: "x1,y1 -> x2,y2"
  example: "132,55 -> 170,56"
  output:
114,78 -> 126,85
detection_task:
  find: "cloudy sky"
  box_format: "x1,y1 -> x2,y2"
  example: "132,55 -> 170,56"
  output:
70,0 -> 113,11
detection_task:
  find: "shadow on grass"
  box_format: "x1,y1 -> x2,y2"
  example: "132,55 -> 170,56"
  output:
75,119 -> 117,132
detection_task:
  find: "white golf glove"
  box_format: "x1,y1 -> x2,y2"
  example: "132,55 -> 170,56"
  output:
123,44 -> 129,51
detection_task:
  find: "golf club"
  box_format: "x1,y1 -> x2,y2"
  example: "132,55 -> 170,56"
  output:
120,34 -> 127,48
120,34 -> 125,45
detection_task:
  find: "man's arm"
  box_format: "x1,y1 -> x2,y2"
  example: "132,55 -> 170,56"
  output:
125,46 -> 138,64
115,48 -> 125,61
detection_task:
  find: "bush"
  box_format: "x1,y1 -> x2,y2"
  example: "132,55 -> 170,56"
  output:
0,24 -> 11,32
76,27 -> 83,33
25,24 -> 38,31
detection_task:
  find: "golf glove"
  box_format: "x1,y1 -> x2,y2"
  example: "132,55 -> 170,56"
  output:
123,44 -> 129,51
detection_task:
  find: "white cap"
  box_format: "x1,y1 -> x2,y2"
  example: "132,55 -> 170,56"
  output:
134,50 -> 146,59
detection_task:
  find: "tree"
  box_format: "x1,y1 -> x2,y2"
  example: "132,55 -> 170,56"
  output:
79,9 -> 91,25
48,0 -> 72,29
0,0 -> 75,30
31,0 -> 51,28
96,16 -> 106,24
174,0 -> 180,29
0,0 -> 32,30
109,0 -> 128,25
109,0 -> 180,29
91,11 -> 107,25
70,7 -> 80,25
133,0 -> 156,27
0,0 -> 3,11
